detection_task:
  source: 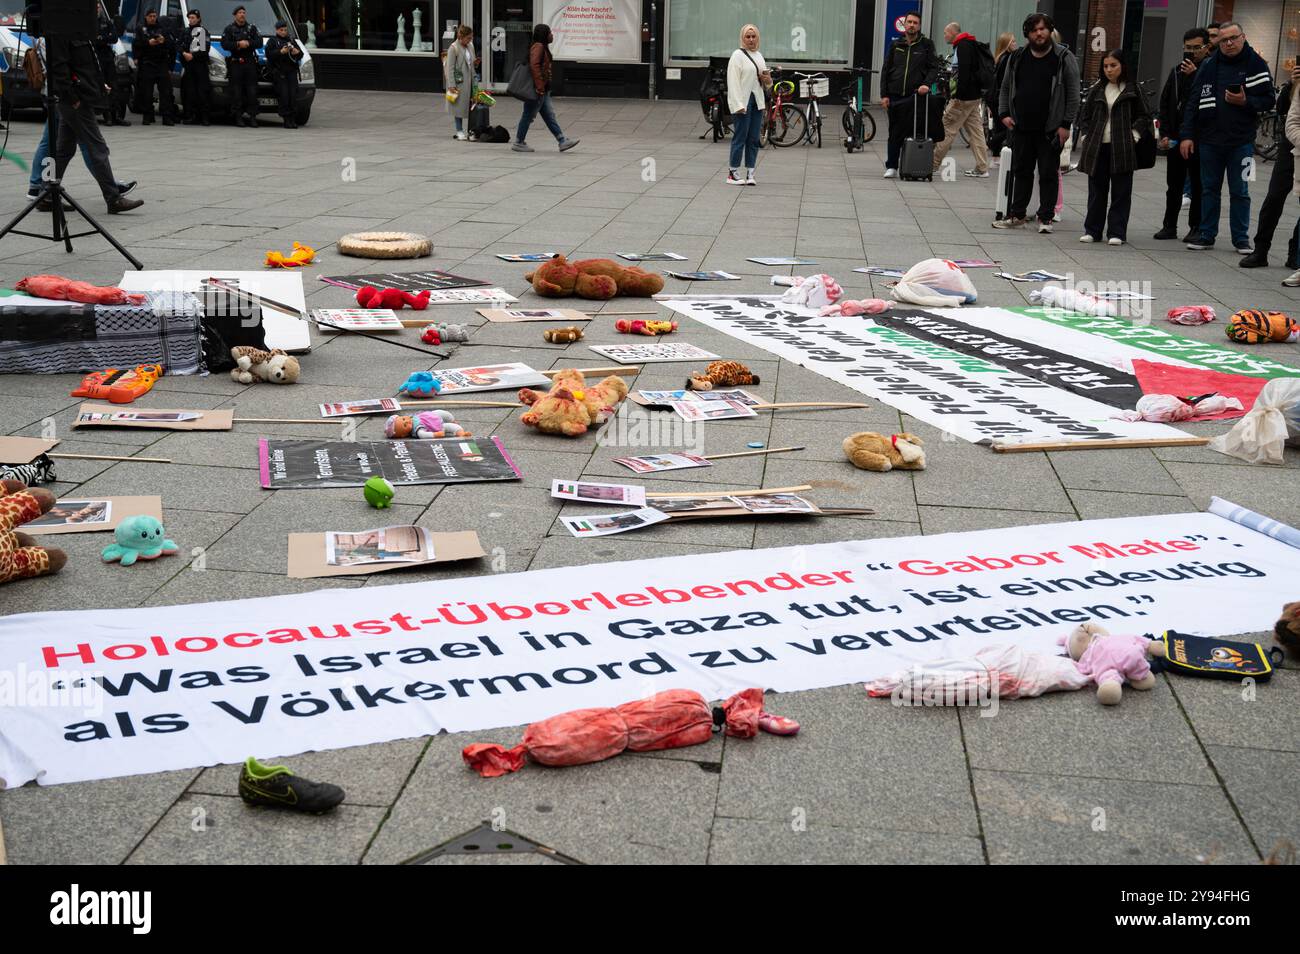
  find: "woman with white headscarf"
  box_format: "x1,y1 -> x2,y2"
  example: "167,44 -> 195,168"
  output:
726,23 -> 771,185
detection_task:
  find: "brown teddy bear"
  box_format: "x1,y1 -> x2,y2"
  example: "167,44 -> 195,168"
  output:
843,432 -> 926,472
524,254 -> 665,300
1276,601 -> 1300,657
519,369 -> 630,436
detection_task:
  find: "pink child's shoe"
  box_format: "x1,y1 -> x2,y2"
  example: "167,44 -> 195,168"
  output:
758,711 -> 800,736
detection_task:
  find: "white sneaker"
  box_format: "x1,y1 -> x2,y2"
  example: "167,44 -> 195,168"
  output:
963,169 -> 989,178
745,170 -> 757,186
1181,195 -> 1192,209
1235,245 -> 1254,255
1037,221 -> 1053,234
1108,237 -> 1123,246
455,131 -> 467,141
1052,211 -> 1062,222
1079,234 -> 1096,243
883,168 -> 898,179
991,216 -> 1026,229
725,170 -> 745,185
1284,269 -> 1300,287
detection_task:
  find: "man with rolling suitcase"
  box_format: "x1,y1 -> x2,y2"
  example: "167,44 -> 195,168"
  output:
992,13 -> 1080,233
880,11 -> 940,179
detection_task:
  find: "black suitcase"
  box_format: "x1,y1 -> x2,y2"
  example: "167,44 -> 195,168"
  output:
469,104 -> 491,137
900,94 -> 935,181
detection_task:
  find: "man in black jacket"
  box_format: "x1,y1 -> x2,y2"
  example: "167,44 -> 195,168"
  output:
264,20 -> 303,129
222,5 -> 262,127
132,8 -> 177,126
181,9 -> 212,125
930,22 -> 990,177
94,15 -> 130,126
1239,68 -> 1300,268
1154,28 -> 1209,241
880,11 -> 940,178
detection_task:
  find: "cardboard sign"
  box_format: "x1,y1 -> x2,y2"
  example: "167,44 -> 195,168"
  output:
478,307 -> 590,323
287,529 -> 486,578
25,496 -> 163,535
0,436 -> 58,464
73,405 -> 235,431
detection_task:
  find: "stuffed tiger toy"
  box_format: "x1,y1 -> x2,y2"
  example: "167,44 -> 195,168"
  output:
686,360 -> 761,391
229,346 -> 301,385
1225,309 -> 1299,344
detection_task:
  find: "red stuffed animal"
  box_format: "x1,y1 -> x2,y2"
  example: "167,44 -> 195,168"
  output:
355,285 -> 431,310
15,275 -> 146,305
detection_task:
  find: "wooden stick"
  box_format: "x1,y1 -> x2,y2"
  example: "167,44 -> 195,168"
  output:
648,484 -> 813,499
50,453 -> 172,463
400,399 -> 522,408
992,436 -> 1210,454
596,310 -> 659,316
703,445 -> 804,461
236,417 -> 339,424
817,507 -> 878,516
753,402 -> 871,410
543,366 -> 641,377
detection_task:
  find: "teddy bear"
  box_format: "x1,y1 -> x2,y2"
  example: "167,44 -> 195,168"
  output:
355,285 -> 432,310
420,322 -> 470,344
543,326 -> 584,343
686,360 -> 760,391
230,346 -> 301,384
616,318 -> 677,336
519,368 -> 630,436
523,254 -> 665,300
1061,623 -> 1166,705
385,411 -> 471,439
1275,601 -> 1300,657
843,432 -> 926,472
1,479 -> 67,585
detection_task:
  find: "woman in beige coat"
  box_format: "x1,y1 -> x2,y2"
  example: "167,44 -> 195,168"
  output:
1282,64 -> 1300,284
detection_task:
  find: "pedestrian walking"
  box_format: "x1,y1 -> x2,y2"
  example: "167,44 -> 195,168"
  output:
511,24 -> 579,153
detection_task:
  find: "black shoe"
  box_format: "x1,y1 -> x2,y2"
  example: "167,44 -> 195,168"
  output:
1186,235 -> 1215,250
1153,226 -> 1177,240
142,117 -> 155,125
1239,250 -> 1269,268
118,180 -> 138,196
183,118 -> 196,125
1180,230 -> 1198,244
35,196 -> 70,212
107,195 -> 144,214
116,117 -> 132,126
201,118 -> 210,126
162,118 -> 175,126
235,115 -> 247,127
238,757 -> 345,814
245,114 -> 258,128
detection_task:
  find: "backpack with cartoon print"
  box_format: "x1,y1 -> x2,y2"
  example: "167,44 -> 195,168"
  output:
1155,630 -> 1282,681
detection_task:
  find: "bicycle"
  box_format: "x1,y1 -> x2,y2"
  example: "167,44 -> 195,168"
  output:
840,66 -> 877,151
762,71 -> 797,147
770,70 -> 828,148
1255,108 -> 1281,161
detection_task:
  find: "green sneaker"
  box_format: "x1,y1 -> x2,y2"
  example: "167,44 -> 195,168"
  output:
238,757 -> 345,813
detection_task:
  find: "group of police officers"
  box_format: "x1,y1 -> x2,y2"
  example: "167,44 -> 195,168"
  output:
97,5 -> 303,129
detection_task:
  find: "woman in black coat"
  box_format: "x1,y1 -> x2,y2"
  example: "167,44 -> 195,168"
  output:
1077,50 -> 1153,245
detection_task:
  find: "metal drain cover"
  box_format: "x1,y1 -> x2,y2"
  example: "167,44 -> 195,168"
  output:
403,822 -> 582,865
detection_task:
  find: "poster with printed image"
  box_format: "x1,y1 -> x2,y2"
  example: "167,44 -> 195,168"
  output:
551,480 -> 647,506
560,507 -> 671,538
541,0 -> 641,61
588,343 -> 719,364
668,399 -> 758,422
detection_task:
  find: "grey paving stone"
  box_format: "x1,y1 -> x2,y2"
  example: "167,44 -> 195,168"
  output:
919,506 -> 1074,535
1168,669 -> 1300,752
974,770 -> 1258,864
1067,489 -> 1198,519
707,818 -> 985,864
0,769 -> 200,864
1164,460 -> 1300,526
1204,744 -> 1300,858
126,794 -> 388,864
1046,448 -> 1180,495
69,461 -> 268,514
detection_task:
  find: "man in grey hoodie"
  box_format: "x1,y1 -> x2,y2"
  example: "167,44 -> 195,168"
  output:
992,13 -> 1081,233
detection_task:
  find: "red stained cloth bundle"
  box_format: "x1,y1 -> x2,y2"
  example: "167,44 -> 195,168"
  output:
463,688 -> 764,777
15,275 -> 147,305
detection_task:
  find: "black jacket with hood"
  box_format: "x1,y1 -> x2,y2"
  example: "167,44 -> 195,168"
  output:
883,34 -> 940,100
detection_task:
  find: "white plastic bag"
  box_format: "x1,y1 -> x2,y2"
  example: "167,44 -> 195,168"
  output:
1208,379 -> 1300,464
1117,393 -> 1243,423
1028,285 -> 1118,316
864,644 -> 1089,702
890,258 -> 978,307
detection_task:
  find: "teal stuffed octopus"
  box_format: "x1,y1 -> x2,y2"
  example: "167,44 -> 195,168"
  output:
102,515 -> 178,566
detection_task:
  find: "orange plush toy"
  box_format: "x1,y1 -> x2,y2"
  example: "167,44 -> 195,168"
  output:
524,254 -> 666,300
1,480 -> 68,585
265,242 -> 316,268
519,368 -> 629,436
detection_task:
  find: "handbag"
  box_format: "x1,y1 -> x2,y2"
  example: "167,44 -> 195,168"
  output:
445,87 -> 460,104
507,60 -> 538,102
1134,124 -> 1157,169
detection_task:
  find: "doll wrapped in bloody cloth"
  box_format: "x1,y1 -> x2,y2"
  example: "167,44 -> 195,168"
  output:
462,688 -> 798,777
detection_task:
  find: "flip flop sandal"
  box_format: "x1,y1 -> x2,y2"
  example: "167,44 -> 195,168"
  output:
758,711 -> 799,736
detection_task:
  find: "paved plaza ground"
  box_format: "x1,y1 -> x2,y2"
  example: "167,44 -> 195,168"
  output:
0,91 -> 1296,865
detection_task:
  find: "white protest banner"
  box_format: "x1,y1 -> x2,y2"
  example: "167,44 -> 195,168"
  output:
1,510 -> 1294,787
662,297 -> 1189,446
541,0 -> 640,61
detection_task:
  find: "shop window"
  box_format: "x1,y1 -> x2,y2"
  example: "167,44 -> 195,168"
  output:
667,0 -> 853,64
928,0 -> 1040,49
289,1 -> 441,51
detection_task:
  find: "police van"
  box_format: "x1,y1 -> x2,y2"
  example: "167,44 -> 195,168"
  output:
1,3 -> 131,119
120,0 -> 315,125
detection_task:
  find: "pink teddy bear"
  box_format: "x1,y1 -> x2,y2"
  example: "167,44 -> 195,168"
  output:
1060,623 -> 1166,705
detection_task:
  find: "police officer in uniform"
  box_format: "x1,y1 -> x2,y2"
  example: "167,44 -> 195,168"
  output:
132,8 -> 177,125
94,14 -> 131,126
264,19 -> 303,128
181,9 -> 212,125
222,5 -> 263,127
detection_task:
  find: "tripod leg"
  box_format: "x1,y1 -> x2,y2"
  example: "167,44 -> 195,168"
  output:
58,189 -> 145,270
0,188 -> 49,240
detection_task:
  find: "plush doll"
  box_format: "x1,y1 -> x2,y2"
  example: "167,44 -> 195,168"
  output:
15,275 -> 146,305
422,322 -> 470,343
1275,601 -> 1300,657
101,515 -> 178,566
780,273 -> 843,308
686,360 -> 760,391
523,254 -> 665,300
518,368 -> 629,436
1061,623 -> 1166,705
843,432 -> 926,472
230,346 -> 300,384
577,373 -> 630,426
1225,309 -> 1300,344
543,326 -> 584,343
615,318 -> 677,336
398,371 -> 441,396
821,298 -> 892,316
264,242 -> 316,268
355,285 -> 432,310
385,411 -> 470,439
0,480 -> 67,584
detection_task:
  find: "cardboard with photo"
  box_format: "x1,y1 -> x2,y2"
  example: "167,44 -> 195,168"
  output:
668,399 -> 758,422
551,480 -> 647,506
319,398 -> 402,418
560,507 -> 671,538
311,309 -> 405,332
319,270 -> 488,292
74,405 -> 234,431
589,343 -> 720,364
325,525 -> 435,567
431,363 -> 549,394
25,496 -> 163,535
618,252 -> 688,261
748,257 -> 818,266
478,307 -> 590,323
0,436 -> 59,463
665,270 -> 740,281
288,529 -> 486,578
496,253 -> 559,262
611,453 -> 712,474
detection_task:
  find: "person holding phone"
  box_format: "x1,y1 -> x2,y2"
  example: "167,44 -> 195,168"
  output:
725,24 -> 770,185
1155,28 -> 1210,241
1179,22 -> 1275,252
